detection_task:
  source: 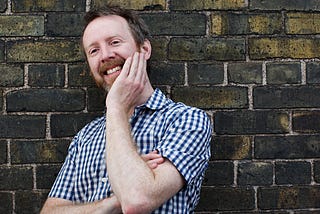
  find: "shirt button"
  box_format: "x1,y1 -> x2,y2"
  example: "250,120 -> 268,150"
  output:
101,177 -> 107,183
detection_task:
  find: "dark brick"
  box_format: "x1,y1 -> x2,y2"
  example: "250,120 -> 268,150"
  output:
0,140 -> 7,164
250,0 -> 320,10
46,13 -> 85,37
0,15 -> 44,36
0,64 -> 24,87
228,62 -> 262,84
172,86 -> 248,109
215,110 -> 289,135
293,111 -> 320,133
315,161 -> 320,183
15,191 -> 48,214
12,0 -> 86,12
258,186 -> 320,209
141,13 -> 206,36
255,135 -> 320,159
0,90 -> 3,111
11,140 -> 69,164
0,192 -> 12,214
149,37 -> 169,62
7,39 -> 83,62
92,0 -> 166,10
0,115 -> 45,138
68,64 -> 96,87
266,62 -> 301,84
275,161 -> 311,185
238,162 -> 273,185
88,87 -> 106,112
0,166 -> 33,190
28,64 -> 65,87
203,162 -> 234,186
196,187 -> 255,211
170,0 -> 247,10
50,113 -> 101,137
36,165 -> 62,189
148,62 -> 184,85
0,40 -> 4,62
7,89 -> 85,112
188,63 -> 224,85
0,1 -> 7,12
168,38 -> 246,61
254,86 -> 320,108
307,62 -> 320,84
211,136 -> 252,160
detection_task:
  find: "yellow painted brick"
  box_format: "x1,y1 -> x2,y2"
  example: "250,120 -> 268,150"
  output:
249,38 -> 320,59
211,14 -> 224,35
286,13 -> 320,34
208,0 -> 247,9
249,14 -> 282,34
93,0 -> 167,10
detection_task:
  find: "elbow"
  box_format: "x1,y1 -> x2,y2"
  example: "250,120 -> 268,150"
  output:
120,194 -> 154,214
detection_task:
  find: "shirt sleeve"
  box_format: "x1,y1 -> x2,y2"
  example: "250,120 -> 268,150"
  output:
48,134 -> 79,201
156,107 -> 212,185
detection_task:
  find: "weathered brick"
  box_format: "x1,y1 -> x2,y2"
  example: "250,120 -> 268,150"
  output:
254,86 -> 320,108
293,111 -> 320,133
0,64 -> 24,87
172,86 -> 248,109
148,62 -> 184,85
250,0 -> 320,11
215,110 -> 289,135
249,38 -> 320,59
196,187 -> 255,211
0,15 -> 44,36
307,62 -> 320,84
228,62 -> 262,84
286,13 -> 320,34
11,140 -> 69,164
46,13 -> 84,37
0,140 -> 7,164
28,64 -> 65,87
188,63 -> 224,85
141,13 -> 206,36
211,13 -> 282,35
238,162 -> 273,186
88,87 -> 106,112
36,164 -> 62,189
0,90 -> 2,111
0,192 -> 12,214
0,40 -> 4,62
0,166 -> 33,190
275,161 -> 311,185
0,115 -> 46,138
266,62 -> 301,84
170,0 -> 247,10
15,191 -> 48,214
149,37 -> 169,61
315,161 -> 320,183
255,135 -> 320,159
258,186 -> 320,209
7,89 -> 85,112
12,0 -> 86,12
93,0 -> 166,10
0,1 -> 7,12
211,136 -> 252,160
203,162 -> 234,186
169,38 -> 246,61
7,39 -> 83,62
68,64 -> 96,87
50,113 -> 101,137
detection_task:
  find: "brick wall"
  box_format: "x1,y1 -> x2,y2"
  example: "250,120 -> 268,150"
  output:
1,0 -> 320,213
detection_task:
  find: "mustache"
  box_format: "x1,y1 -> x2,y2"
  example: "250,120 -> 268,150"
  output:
99,58 -> 125,74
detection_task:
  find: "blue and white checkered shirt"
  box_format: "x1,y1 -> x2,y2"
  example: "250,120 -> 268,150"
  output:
49,88 -> 212,213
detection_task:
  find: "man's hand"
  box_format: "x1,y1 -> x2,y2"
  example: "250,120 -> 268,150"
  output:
142,150 -> 165,169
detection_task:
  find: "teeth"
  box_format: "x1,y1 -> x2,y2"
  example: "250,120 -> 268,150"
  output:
106,66 -> 121,75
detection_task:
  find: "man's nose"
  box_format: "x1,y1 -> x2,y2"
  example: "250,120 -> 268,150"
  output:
101,48 -> 115,62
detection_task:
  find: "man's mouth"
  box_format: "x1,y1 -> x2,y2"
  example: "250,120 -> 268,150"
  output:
105,66 -> 122,75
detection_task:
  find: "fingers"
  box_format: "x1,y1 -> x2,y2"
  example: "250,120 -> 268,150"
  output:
141,150 -> 164,170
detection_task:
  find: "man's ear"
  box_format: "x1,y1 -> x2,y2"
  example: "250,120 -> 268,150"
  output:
140,39 -> 152,60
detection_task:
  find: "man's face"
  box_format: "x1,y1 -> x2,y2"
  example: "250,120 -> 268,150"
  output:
82,15 -> 140,91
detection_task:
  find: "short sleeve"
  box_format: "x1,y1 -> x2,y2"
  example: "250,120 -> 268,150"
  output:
156,107 -> 212,185
48,134 -> 79,201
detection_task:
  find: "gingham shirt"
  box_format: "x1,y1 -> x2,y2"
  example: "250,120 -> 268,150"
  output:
49,88 -> 212,213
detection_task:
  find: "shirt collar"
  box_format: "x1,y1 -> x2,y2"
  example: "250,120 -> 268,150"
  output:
137,88 -> 167,111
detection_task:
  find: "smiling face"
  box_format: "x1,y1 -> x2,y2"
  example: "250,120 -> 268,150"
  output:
82,15 -> 147,91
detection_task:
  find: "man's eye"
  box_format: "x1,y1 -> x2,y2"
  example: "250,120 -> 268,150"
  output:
89,49 -> 98,55
111,40 -> 120,46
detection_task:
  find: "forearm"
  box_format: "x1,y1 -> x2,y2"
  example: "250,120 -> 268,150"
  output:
40,197 -> 121,214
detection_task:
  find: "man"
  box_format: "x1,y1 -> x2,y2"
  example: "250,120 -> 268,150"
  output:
41,4 -> 212,214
